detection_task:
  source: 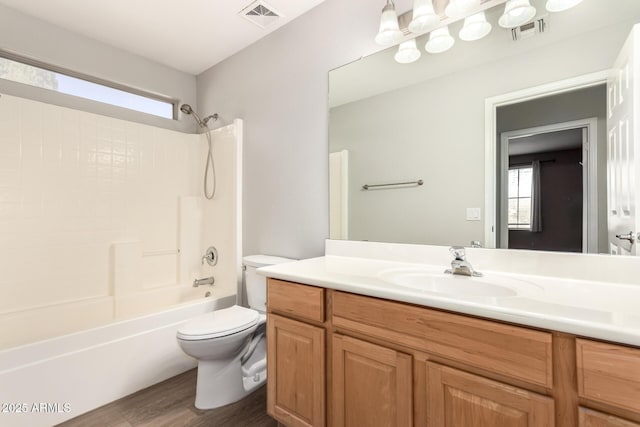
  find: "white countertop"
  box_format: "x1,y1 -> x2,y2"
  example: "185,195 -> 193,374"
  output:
258,255 -> 640,347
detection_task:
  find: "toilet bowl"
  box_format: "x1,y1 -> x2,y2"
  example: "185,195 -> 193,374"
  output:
176,254 -> 294,409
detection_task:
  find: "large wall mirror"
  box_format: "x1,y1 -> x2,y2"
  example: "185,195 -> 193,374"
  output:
328,0 -> 640,255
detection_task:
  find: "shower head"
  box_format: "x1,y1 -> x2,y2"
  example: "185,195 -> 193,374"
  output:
180,103 -> 218,128
180,104 -> 194,115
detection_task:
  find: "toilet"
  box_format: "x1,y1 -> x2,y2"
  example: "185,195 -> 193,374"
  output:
176,254 -> 294,409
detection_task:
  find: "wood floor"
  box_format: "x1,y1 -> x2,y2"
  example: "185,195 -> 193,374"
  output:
57,369 -> 277,427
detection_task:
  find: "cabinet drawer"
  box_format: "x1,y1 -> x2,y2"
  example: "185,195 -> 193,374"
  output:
267,279 -> 325,323
579,408 -> 640,427
426,362 -> 555,426
576,339 -> 640,413
333,291 -> 553,388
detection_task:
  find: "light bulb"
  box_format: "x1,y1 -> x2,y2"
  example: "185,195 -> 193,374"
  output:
395,39 -> 422,64
459,12 -> 492,42
375,1 -> 403,46
425,26 -> 455,54
409,0 -> 439,33
545,0 -> 583,12
445,0 -> 481,18
498,0 -> 537,28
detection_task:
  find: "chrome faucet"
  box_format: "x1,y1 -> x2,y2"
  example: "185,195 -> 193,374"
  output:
193,276 -> 215,287
445,246 -> 482,277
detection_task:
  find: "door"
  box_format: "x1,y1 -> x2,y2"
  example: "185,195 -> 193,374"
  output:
426,362 -> 554,427
332,334 -> 412,427
607,24 -> 640,255
267,314 -> 325,427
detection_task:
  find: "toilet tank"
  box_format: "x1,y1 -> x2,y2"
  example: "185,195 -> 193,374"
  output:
243,255 -> 295,312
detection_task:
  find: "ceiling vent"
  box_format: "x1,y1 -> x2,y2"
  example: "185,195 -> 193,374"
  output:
239,1 -> 283,29
511,16 -> 547,41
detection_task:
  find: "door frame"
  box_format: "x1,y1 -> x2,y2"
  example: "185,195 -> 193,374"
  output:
484,70 -> 610,249
329,150 -> 349,240
499,118 -> 598,252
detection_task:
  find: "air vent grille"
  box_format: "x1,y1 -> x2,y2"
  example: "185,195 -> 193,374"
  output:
247,5 -> 278,17
511,16 -> 547,41
240,1 -> 283,29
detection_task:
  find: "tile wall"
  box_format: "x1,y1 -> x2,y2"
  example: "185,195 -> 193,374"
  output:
0,94 -> 205,348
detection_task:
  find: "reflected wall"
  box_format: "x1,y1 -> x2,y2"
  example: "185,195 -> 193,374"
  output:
329,10 -> 638,247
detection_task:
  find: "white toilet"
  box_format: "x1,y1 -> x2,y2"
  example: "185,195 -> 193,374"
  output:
176,254 -> 294,409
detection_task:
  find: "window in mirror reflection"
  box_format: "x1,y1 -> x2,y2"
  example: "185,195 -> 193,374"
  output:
508,167 -> 533,230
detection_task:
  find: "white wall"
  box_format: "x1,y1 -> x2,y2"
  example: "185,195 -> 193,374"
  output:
197,0 -> 640,258
196,0 -> 392,259
0,3 -> 197,133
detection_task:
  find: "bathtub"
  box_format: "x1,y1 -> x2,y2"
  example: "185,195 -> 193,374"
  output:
0,289 -> 236,427
0,284 -> 228,351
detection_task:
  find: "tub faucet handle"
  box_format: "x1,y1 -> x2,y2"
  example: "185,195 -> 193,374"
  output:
202,246 -> 218,266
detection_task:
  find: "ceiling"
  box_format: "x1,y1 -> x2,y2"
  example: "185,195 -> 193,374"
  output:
509,128 -> 583,156
0,0 -> 327,75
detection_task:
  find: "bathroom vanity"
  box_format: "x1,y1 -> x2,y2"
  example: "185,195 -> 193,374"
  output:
260,243 -> 640,427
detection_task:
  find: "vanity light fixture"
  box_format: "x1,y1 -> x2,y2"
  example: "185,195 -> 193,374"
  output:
375,0 -> 403,46
425,25 -> 455,54
459,11 -> 492,41
445,0 -> 481,18
545,0 -> 583,12
498,0 -> 537,28
395,39 -> 422,63
408,0 -> 439,34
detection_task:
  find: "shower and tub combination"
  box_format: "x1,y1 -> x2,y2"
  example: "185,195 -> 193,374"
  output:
0,93 -> 244,427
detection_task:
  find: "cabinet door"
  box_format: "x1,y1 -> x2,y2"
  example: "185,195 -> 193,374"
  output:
332,334 -> 412,427
579,408 -> 640,427
267,314 -> 325,427
426,362 -> 554,427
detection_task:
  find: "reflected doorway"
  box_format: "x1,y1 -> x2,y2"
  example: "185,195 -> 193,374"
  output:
499,121 -> 597,252
494,84 -> 606,253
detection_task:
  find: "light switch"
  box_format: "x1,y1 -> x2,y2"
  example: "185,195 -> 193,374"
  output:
466,208 -> 481,221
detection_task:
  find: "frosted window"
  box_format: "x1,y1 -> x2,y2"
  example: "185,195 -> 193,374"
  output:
0,56 -> 174,119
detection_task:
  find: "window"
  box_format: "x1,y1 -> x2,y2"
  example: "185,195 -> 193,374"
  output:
508,166 -> 532,230
0,52 -> 176,119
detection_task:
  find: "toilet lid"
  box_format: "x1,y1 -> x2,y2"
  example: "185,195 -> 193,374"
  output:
177,305 -> 260,340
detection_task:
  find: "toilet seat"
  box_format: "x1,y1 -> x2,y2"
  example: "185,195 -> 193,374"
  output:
177,305 -> 259,341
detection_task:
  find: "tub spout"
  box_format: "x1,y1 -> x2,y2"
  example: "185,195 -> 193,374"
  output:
193,276 -> 215,287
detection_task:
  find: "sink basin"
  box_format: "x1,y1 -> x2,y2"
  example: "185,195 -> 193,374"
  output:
377,268 -> 540,298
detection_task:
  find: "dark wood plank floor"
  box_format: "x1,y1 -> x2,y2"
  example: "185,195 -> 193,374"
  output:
57,369 -> 277,427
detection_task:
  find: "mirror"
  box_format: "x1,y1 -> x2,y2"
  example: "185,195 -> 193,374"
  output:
329,0 -> 640,254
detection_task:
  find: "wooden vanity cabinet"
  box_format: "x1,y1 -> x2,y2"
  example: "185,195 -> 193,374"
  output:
579,408 -> 640,427
332,334 -> 413,427
426,362 -> 554,427
576,339 -> 640,427
266,278 -> 640,427
266,280 -> 326,427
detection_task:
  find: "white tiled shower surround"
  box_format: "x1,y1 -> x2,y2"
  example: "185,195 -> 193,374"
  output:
0,94 -> 243,426
0,94 -> 238,349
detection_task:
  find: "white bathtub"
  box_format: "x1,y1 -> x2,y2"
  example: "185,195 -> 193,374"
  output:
0,283 -> 227,350
0,289 -> 236,427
